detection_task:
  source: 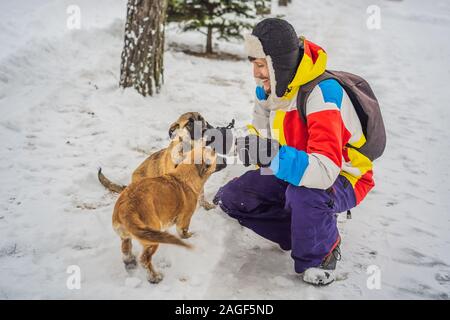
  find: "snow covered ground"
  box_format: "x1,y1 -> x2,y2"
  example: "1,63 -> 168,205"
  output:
1,0 -> 449,299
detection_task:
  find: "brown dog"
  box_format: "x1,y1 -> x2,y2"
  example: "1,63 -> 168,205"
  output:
112,142 -> 220,283
98,112 -> 216,209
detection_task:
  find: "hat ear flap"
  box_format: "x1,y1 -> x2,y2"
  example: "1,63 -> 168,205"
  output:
269,47 -> 302,98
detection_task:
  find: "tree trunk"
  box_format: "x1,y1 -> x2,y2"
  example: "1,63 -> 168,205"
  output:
120,0 -> 168,97
278,0 -> 288,6
206,25 -> 213,54
255,0 -> 271,15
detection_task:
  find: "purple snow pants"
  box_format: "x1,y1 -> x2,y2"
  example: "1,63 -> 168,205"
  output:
213,169 -> 356,273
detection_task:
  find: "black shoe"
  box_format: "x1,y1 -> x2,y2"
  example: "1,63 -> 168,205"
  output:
320,237 -> 342,270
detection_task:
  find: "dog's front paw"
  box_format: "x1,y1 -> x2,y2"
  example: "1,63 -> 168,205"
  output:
201,201 -> 217,211
147,271 -> 164,284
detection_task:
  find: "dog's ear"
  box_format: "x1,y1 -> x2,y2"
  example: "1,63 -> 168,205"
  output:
169,123 -> 180,139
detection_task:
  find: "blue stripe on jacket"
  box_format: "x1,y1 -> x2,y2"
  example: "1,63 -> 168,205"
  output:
269,145 -> 309,186
318,79 -> 344,109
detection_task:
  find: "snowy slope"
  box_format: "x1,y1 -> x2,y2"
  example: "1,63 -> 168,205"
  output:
0,0 -> 449,299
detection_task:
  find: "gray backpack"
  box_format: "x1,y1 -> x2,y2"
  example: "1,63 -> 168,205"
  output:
297,70 -> 386,161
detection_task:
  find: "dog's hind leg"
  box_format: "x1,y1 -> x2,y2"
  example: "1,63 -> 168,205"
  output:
121,237 -> 138,271
114,223 -> 138,270
140,244 -> 163,284
115,225 -> 137,270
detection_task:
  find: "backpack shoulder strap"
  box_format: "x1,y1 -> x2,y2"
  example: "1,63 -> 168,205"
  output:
297,70 -> 335,122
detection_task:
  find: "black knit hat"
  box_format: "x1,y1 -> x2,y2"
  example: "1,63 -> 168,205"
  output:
251,18 -> 303,97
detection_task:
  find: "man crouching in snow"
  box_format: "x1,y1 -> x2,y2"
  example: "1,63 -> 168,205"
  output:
212,18 -> 375,285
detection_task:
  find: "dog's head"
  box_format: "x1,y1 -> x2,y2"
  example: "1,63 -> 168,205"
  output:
172,140 -> 226,178
195,145 -> 228,178
168,112 -> 213,141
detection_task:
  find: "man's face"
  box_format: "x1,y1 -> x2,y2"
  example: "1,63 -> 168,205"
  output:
251,58 -> 271,94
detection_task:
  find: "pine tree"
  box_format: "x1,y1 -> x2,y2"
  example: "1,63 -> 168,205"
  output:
168,0 -> 259,54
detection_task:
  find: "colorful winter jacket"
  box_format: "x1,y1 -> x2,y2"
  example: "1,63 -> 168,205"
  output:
252,39 -> 374,204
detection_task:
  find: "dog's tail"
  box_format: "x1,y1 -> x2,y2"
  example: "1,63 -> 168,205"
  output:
124,215 -> 192,249
98,167 -> 127,193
